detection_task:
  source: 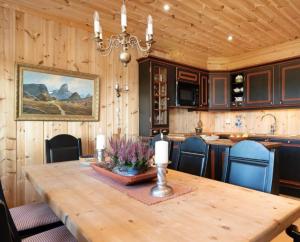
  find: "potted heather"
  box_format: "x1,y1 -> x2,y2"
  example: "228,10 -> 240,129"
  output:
107,137 -> 154,176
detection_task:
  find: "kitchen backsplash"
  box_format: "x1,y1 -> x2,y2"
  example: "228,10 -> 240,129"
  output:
200,109 -> 300,135
170,108 -> 300,136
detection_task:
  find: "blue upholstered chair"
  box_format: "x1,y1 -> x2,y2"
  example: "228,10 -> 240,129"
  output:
222,140 -> 279,194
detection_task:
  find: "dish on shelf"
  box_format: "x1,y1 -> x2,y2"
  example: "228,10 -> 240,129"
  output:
235,96 -> 243,102
235,75 -> 244,83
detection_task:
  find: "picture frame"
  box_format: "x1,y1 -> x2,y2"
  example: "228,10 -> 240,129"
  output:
16,63 -> 99,121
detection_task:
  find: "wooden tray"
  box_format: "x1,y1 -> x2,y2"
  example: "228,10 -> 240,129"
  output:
91,164 -> 157,185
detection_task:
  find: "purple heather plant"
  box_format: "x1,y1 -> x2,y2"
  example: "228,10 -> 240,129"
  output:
107,136 -> 154,170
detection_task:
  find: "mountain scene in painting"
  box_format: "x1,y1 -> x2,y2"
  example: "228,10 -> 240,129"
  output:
22,70 -> 94,116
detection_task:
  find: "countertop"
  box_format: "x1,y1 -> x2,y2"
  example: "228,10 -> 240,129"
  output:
167,135 -> 281,149
169,132 -> 300,140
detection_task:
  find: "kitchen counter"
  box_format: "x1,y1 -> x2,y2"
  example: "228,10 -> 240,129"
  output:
170,132 -> 300,140
167,135 -> 282,149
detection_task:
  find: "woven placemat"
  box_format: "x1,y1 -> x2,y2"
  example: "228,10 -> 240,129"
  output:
82,169 -> 195,206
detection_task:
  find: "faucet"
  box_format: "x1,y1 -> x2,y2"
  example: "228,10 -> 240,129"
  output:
260,113 -> 277,135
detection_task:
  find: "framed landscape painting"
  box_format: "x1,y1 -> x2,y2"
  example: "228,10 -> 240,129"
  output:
16,63 -> 99,121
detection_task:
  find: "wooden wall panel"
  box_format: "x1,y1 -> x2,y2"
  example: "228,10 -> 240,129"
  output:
0,7 -> 17,208
0,6 -> 140,206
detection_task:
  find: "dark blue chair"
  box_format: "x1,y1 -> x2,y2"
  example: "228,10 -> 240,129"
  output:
45,134 -> 82,163
222,140 -> 279,194
177,137 -> 210,176
286,225 -> 300,242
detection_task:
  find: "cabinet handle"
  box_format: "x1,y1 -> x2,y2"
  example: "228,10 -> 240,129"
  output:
280,100 -> 282,104
287,140 -> 291,144
167,97 -> 170,101
270,101 -> 273,104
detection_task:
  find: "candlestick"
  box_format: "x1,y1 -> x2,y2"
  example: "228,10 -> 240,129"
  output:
96,148 -> 105,163
150,163 -> 173,197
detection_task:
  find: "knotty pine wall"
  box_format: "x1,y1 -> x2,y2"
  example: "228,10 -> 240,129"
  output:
0,7 -> 141,207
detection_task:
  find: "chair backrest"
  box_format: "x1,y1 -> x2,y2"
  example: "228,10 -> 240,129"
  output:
223,140 -> 279,194
45,134 -> 82,163
0,182 -> 21,242
177,137 -> 210,176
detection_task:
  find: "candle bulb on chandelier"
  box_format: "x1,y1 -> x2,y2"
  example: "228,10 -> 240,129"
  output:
121,1 -> 127,32
93,11 -> 101,38
147,15 -> 153,38
145,28 -> 149,41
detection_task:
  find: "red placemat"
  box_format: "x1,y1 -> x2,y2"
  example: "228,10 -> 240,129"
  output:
81,168 -> 195,206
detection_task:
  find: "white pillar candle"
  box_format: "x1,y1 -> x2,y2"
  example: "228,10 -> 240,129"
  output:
121,2 -> 127,31
155,140 -> 168,164
96,134 -> 106,150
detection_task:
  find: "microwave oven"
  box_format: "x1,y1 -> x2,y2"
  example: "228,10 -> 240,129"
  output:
176,82 -> 199,107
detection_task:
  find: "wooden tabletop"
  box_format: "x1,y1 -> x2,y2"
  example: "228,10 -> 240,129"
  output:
25,161 -> 300,242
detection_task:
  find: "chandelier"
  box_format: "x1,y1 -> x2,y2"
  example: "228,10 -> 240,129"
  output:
93,0 -> 154,67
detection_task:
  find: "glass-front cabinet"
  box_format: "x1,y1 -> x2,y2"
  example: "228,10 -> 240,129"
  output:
138,59 -> 170,137
152,65 -> 168,127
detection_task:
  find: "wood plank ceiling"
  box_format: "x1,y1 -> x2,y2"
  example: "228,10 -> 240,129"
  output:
2,0 -> 300,60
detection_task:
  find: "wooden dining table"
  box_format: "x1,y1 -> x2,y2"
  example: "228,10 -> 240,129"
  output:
25,161 -> 300,242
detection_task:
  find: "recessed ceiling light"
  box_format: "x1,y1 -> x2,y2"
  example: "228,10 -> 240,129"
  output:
227,35 -> 233,41
163,4 -> 170,12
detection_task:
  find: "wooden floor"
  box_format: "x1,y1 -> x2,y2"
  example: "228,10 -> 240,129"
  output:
272,195 -> 300,242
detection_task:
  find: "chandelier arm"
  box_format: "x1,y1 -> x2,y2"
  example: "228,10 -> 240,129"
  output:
96,35 -> 122,56
128,35 -> 152,53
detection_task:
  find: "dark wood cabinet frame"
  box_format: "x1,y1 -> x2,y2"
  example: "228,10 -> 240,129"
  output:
281,64 -> 300,102
246,70 -> 273,104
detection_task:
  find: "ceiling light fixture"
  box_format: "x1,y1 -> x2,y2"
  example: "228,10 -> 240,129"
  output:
227,35 -> 233,41
163,4 -> 170,12
93,0 -> 154,67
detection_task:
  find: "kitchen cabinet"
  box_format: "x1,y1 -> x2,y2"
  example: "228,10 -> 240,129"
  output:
244,66 -> 274,107
176,67 -> 199,83
277,59 -> 300,106
269,138 -> 300,197
209,73 -> 230,110
138,59 -> 172,136
199,72 -> 209,109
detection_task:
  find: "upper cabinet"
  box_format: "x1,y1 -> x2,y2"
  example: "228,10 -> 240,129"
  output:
277,59 -> 300,106
209,73 -> 230,109
176,67 -> 199,83
244,66 -> 274,107
199,72 -> 209,109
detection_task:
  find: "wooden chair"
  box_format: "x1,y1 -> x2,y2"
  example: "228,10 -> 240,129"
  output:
0,181 -> 62,239
45,134 -> 82,163
0,198 -> 77,242
222,140 -> 279,194
177,136 -> 210,176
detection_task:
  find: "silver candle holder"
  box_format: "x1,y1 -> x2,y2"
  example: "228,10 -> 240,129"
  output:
150,163 -> 173,197
96,148 -> 105,163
